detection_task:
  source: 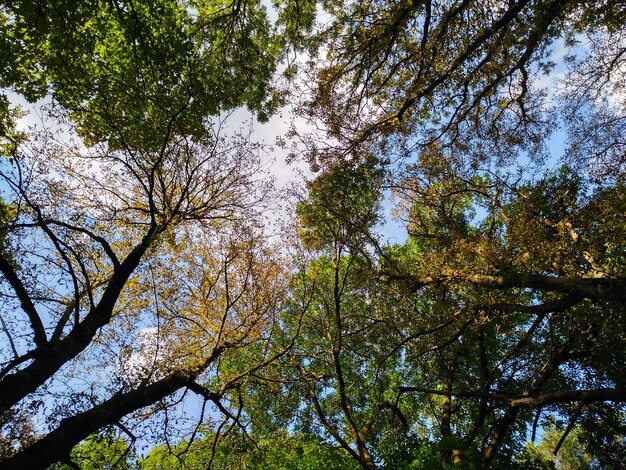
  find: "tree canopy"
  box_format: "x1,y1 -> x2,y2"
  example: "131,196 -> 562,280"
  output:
0,0 -> 625,469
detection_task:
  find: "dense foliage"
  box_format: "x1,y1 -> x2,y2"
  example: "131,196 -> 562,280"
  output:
0,0 -> 625,469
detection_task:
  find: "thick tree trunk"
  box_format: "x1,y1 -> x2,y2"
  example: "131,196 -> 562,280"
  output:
0,234 -> 155,414
0,371 -> 199,469
480,408 -> 519,468
359,448 -> 377,470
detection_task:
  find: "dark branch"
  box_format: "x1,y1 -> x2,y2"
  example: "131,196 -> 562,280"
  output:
398,386 -> 626,408
0,252 -> 47,347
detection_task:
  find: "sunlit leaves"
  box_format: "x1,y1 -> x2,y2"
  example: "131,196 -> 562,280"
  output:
1,0 -> 280,149
297,157 -> 384,251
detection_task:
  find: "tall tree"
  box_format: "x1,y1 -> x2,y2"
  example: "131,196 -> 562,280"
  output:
259,161 -> 626,469
297,0 -> 626,165
0,109 -> 291,468
0,0 -> 299,467
243,2 -> 626,466
380,161 -> 626,466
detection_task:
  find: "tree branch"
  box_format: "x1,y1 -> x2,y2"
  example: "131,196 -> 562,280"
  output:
0,252 -> 47,347
0,372 -> 192,470
398,386 -> 626,408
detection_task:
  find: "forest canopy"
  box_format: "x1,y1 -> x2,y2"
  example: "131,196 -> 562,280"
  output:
0,0 -> 625,469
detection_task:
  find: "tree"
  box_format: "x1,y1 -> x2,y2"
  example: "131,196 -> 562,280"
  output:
282,162 -> 387,469
268,168 -> 626,468
246,162 -> 464,469
0,108 -> 292,468
270,1 -> 626,467
371,162 -> 625,467
229,3 -> 626,467
0,0 -> 282,148
297,0 -> 626,165
0,0 -> 298,467
236,143 -> 625,469
241,152 -> 623,468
